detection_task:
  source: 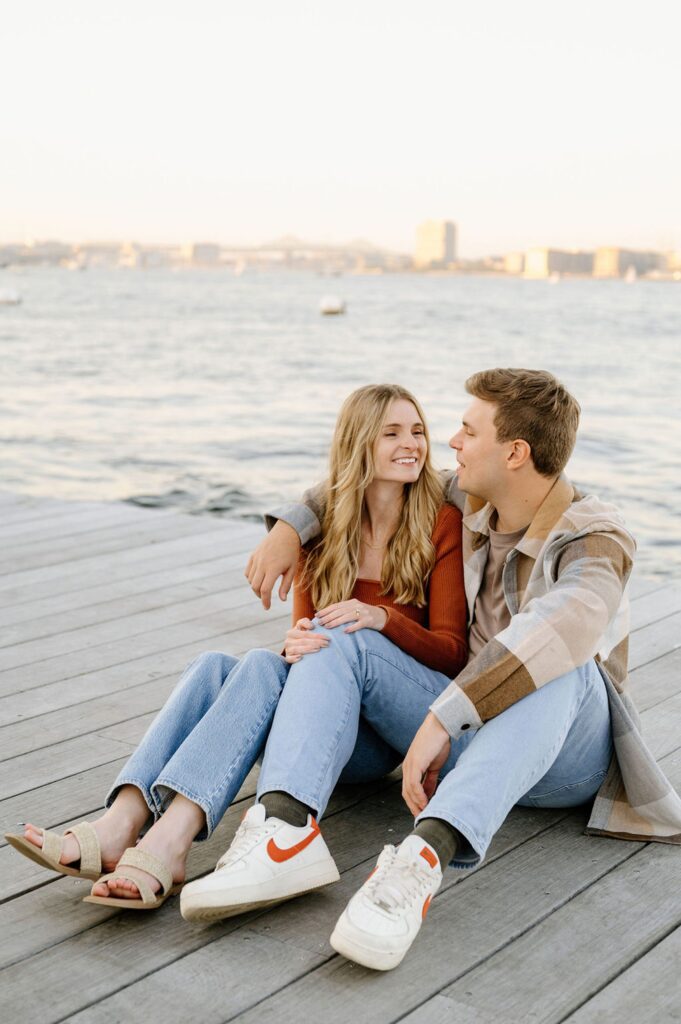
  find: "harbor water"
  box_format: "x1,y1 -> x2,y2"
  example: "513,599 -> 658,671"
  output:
1,267 -> 679,580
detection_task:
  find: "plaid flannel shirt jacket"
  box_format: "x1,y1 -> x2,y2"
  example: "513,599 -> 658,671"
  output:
268,473 -> 681,844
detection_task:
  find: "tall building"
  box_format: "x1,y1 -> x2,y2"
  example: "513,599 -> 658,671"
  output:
415,220 -> 457,268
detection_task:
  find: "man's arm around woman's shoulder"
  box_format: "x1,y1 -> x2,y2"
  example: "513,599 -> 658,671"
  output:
247,471 -> 463,609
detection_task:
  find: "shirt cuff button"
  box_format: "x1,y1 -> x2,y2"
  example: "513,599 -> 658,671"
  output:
461,723 -> 470,730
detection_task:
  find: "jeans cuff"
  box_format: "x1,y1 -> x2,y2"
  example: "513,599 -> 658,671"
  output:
255,783 -> 323,820
105,777 -> 159,823
152,777 -> 213,840
414,809 -> 484,869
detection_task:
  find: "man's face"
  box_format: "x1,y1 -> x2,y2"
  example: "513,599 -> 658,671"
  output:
449,398 -> 508,501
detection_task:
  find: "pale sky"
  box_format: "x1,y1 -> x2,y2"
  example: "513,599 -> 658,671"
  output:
2,1 -> 680,256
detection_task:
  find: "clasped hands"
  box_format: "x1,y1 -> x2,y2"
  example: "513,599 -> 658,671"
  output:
246,521 -> 451,818
284,600 -> 388,663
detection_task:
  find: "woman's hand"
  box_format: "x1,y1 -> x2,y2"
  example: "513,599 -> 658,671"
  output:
316,600 -> 388,634
284,617 -> 330,664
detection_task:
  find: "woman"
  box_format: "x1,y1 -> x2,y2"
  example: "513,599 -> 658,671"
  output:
6,384 -> 467,912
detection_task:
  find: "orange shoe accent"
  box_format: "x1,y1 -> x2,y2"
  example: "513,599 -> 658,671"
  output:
266,818 -> 321,863
422,895 -> 432,920
365,866 -> 377,883
420,846 -> 438,869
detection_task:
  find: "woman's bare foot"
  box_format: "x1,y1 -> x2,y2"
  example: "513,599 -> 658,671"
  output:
22,785 -> 150,873
23,813 -> 139,873
90,794 -> 204,901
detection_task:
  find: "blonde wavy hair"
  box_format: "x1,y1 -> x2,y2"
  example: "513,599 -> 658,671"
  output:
306,384 -> 444,610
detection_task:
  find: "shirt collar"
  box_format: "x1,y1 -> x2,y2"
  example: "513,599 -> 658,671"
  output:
462,474 -> 575,558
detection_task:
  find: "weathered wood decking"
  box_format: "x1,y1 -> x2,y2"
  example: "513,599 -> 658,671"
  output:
0,490 -> 679,1023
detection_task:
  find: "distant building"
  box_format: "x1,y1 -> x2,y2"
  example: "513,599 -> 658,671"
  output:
593,247 -> 661,278
415,220 -> 457,268
191,243 -> 221,266
665,251 -> 681,273
504,252 -> 525,275
78,242 -> 122,268
524,248 -> 593,278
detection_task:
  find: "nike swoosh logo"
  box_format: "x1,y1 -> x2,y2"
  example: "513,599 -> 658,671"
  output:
267,819 -> 321,863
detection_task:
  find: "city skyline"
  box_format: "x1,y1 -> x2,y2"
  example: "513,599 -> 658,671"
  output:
3,2 -> 680,256
3,231 -> 679,281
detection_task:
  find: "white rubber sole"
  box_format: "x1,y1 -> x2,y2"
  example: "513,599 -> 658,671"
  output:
181,863 -> 340,923
329,919 -> 409,971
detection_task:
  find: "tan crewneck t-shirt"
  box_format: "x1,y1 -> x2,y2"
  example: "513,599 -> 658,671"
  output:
468,515 -> 527,660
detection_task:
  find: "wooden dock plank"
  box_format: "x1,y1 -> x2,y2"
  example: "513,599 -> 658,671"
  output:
435,842 -> 681,1024
0,619 -> 287,726
0,582 -> 275,672
628,610 -> 681,671
0,500 -> 162,544
0,605 -> 289,697
628,582 -> 681,631
563,922 -> 681,1023
0,542 -> 259,638
0,790 -> 565,1019
0,494 -> 678,1024
0,517 -> 253,601
0,510 -> 231,575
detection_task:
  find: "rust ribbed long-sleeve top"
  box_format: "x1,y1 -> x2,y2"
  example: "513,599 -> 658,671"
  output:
292,504 -> 468,677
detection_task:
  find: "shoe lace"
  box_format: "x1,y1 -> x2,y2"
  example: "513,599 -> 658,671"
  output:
365,846 -> 433,914
216,818 -> 275,870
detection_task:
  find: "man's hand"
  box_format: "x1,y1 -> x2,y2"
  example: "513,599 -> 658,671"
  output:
402,712 -> 452,817
245,520 -> 301,610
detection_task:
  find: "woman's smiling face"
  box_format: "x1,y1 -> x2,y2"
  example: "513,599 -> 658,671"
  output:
371,399 -> 428,485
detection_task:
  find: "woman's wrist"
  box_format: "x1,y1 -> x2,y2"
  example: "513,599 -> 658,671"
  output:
374,606 -> 388,631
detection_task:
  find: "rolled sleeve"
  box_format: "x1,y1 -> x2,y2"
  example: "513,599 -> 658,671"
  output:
430,680 -> 483,740
264,503 -> 321,545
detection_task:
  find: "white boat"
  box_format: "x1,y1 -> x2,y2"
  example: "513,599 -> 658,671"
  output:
0,288 -> 21,305
320,294 -> 346,315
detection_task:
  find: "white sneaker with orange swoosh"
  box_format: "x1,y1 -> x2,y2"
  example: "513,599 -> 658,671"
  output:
330,836 -> 442,970
180,804 -> 340,922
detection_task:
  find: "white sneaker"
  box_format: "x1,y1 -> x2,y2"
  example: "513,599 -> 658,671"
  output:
180,804 -> 340,922
330,836 -> 442,971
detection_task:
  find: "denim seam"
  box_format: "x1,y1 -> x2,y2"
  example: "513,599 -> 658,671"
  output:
526,767 -> 609,802
365,650 -> 448,697
312,681 -> 357,813
203,690 -> 281,806
511,689 -> 585,807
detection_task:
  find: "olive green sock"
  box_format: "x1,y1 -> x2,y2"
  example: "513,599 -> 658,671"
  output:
412,817 -> 461,868
260,791 -> 314,828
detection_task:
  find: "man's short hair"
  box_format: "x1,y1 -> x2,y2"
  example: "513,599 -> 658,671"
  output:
465,368 -> 580,477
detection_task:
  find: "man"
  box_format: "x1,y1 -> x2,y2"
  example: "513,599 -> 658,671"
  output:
244,368 -> 681,971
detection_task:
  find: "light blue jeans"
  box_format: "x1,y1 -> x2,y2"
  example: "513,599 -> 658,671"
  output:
257,623 -> 614,868
107,649 -> 288,838
106,647 -> 400,838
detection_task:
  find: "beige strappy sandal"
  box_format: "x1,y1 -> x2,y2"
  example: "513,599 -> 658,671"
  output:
82,847 -> 182,910
4,822 -> 103,880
